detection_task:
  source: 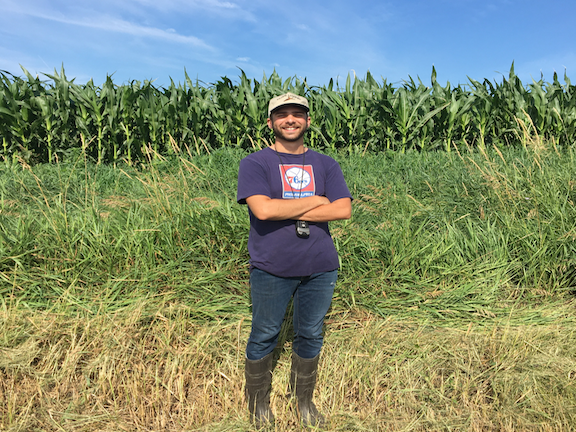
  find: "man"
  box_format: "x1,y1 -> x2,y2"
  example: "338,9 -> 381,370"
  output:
237,92 -> 352,428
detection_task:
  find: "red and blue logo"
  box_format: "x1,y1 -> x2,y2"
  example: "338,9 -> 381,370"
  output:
279,164 -> 315,198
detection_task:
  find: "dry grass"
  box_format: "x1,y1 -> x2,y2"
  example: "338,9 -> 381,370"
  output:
1,301 -> 575,432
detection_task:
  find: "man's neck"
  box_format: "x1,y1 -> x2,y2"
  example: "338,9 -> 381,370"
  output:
273,139 -> 306,154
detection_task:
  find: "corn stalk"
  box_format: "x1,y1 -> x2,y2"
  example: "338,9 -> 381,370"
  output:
1,64 -> 576,164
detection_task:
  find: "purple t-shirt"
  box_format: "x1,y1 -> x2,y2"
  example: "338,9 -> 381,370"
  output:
237,147 -> 352,277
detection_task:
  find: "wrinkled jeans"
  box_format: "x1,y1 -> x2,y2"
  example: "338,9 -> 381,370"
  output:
246,268 -> 337,361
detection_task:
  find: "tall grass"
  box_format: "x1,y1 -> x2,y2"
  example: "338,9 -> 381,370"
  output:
0,149 -> 246,316
2,138 -> 576,320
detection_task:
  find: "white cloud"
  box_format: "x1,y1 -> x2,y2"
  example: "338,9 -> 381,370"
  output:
126,0 -> 255,21
93,18 -> 214,49
3,5 -> 214,50
133,0 -> 239,10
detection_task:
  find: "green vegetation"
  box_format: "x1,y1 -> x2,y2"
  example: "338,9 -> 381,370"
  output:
1,66 -> 576,430
2,139 -> 576,318
1,136 -> 576,430
1,64 -> 576,164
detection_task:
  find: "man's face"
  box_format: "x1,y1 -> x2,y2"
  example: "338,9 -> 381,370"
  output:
268,105 -> 310,142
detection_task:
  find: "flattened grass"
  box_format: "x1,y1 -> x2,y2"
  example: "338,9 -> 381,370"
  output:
1,303 -> 575,431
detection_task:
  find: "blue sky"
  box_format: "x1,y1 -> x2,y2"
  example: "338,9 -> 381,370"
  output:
1,0 -> 575,88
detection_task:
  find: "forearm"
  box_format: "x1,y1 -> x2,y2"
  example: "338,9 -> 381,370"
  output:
246,194 -> 330,221
299,198 -> 352,222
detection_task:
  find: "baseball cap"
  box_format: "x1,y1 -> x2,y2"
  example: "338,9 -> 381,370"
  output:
268,92 -> 309,116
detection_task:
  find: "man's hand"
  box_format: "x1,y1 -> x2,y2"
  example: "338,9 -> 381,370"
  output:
299,197 -> 352,222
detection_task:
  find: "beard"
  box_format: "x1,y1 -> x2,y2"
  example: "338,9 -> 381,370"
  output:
271,122 -> 308,142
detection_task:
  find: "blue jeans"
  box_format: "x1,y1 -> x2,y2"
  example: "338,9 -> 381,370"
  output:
246,268 -> 338,361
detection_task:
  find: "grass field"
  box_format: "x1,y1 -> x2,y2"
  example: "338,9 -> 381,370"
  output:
1,138 -> 576,430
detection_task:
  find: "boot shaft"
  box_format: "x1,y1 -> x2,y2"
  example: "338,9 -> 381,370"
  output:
289,352 -> 325,427
289,352 -> 320,396
245,352 -> 275,426
245,352 -> 274,391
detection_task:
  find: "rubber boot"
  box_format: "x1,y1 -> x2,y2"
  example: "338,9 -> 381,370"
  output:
245,352 -> 274,428
289,352 -> 325,428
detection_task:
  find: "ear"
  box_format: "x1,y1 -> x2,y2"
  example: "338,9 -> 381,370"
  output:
267,117 -> 273,129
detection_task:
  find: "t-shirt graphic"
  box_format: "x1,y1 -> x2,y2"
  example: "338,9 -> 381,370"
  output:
279,164 -> 315,199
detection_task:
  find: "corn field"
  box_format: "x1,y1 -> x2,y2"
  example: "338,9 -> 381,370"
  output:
1,64 -> 576,164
